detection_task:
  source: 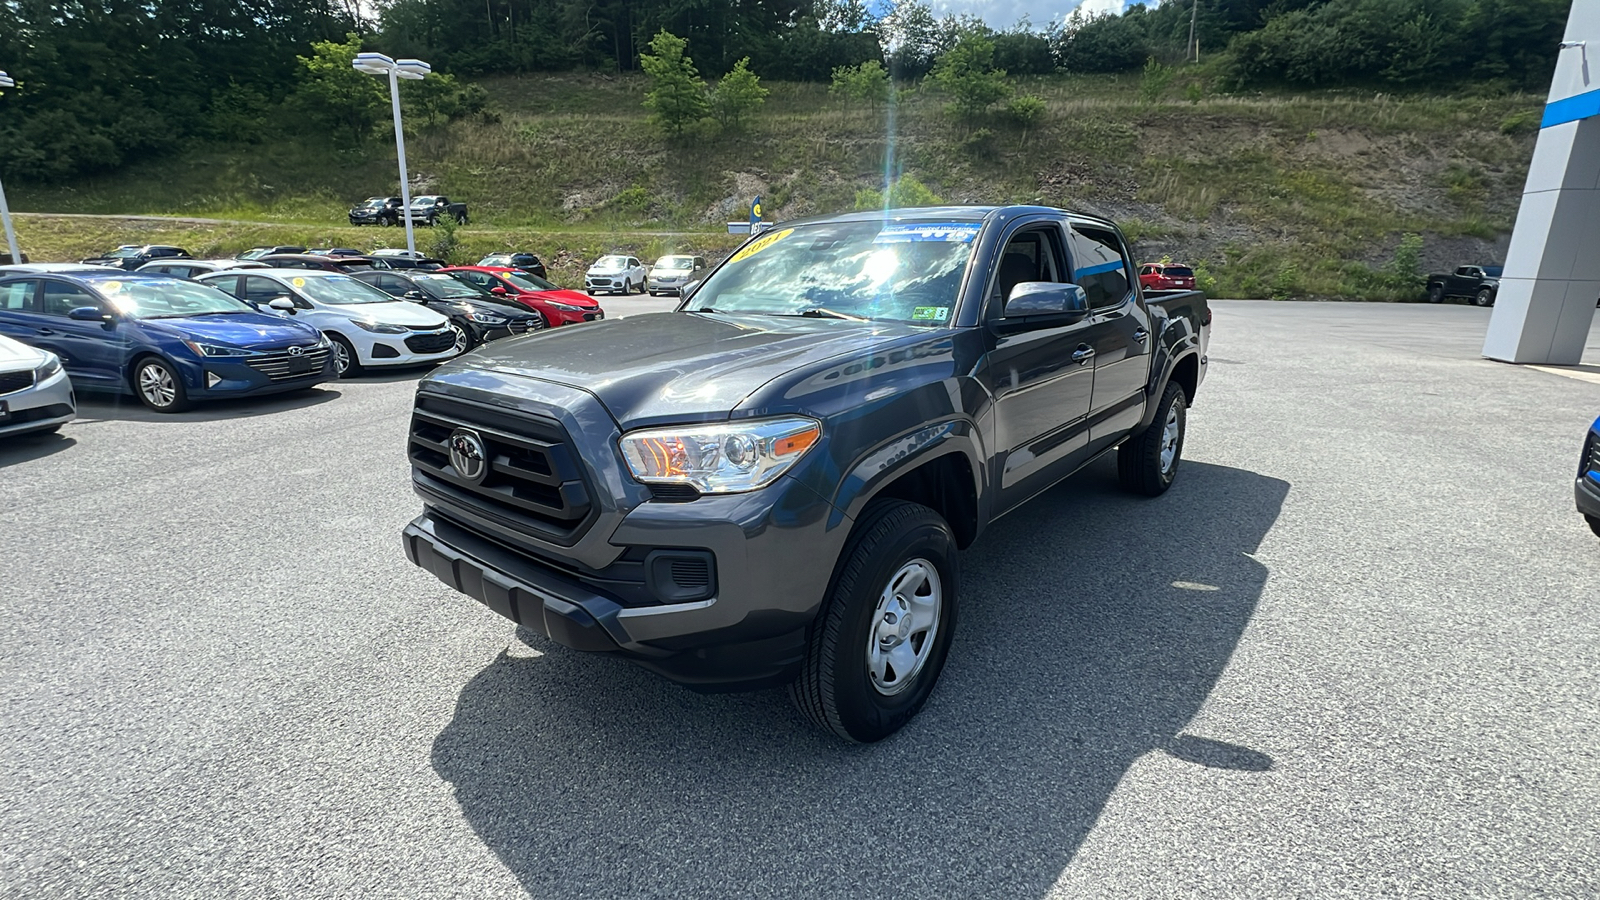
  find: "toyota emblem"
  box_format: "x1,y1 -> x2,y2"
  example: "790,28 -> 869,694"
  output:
448,428 -> 489,483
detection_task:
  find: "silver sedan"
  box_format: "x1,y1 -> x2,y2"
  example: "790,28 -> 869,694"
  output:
0,334 -> 74,437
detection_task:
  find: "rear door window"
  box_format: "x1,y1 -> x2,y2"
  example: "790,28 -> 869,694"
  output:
1068,226 -> 1132,309
0,280 -> 40,311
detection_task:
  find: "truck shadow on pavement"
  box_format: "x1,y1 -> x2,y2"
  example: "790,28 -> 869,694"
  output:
432,459 -> 1290,898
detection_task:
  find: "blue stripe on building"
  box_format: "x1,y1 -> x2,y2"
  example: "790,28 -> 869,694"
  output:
1542,87 -> 1600,128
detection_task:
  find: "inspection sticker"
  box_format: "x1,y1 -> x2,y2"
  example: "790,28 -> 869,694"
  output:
291,277 -> 306,288
911,306 -> 950,321
729,228 -> 793,264
875,223 -> 981,244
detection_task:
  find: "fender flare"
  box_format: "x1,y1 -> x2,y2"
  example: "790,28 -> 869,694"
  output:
827,417 -> 989,539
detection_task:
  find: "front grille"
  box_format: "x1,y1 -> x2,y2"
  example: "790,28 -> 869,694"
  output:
507,317 -> 545,335
590,278 -> 614,287
1586,432 -> 1600,477
0,369 -> 35,396
405,330 -> 456,354
583,312 -> 603,321
409,393 -> 594,543
246,347 -> 330,382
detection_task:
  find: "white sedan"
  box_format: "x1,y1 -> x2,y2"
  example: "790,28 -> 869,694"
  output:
0,333 -> 75,437
195,269 -> 457,376
584,254 -> 648,295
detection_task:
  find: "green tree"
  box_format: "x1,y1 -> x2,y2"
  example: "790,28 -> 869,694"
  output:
1005,94 -> 1046,141
293,34 -> 386,146
709,58 -> 768,129
829,60 -> 892,109
400,72 -> 489,128
928,30 -> 1011,120
853,174 -> 942,210
640,30 -> 709,136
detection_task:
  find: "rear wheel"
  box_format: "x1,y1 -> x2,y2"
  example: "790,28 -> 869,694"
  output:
133,357 -> 191,413
1427,284 -> 1444,304
790,499 -> 958,743
1474,288 -> 1495,307
1118,380 -> 1187,496
455,212 -> 469,225
379,216 -> 394,228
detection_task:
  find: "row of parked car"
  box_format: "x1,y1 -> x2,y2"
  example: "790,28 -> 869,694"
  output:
0,246 -> 631,433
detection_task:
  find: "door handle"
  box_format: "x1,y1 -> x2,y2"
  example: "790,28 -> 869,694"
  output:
36,327 -> 55,335
1132,328 -> 1149,343
1071,346 -> 1095,365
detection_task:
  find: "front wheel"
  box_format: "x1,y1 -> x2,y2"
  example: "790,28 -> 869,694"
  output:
328,334 -> 361,377
133,357 -> 191,412
379,217 -> 394,228
1118,380 -> 1187,496
1427,284 -> 1444,304
790,499 -> 958,743
449,323 -> 475,355
1475,288 -> 1495,307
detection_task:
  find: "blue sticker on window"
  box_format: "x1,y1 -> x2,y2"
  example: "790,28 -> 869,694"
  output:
1073,260 -> 1125,277
875,223 -> 982,244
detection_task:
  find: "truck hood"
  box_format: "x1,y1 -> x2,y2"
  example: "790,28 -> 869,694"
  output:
458,311 -> 924,429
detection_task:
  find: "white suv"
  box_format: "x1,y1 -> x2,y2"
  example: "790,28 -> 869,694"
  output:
196,269 -> 457,376
584,255 -> 647,295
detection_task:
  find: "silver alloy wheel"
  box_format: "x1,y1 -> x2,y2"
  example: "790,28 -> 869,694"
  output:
450,324 -> 470,354
137,362 -> 177,408
332,340 -> 351,375
866,559 -> 942,697
1159,403 -> 1181,474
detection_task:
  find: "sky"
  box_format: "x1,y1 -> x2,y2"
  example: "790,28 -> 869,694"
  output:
926,0 -> 1129,30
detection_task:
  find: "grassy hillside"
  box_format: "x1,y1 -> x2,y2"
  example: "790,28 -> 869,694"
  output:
10,72 -> 1542,299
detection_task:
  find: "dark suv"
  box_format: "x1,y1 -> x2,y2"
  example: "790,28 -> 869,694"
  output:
477,252 -> 547,279
403,206 -> 1210,741
80,245 -> 192,270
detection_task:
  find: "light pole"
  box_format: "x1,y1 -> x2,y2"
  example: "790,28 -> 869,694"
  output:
0,71 -> 20,265
352,53 -> 431,255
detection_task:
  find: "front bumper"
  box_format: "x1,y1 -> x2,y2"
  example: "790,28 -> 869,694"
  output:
647,278 -> 685,294
1577,473 -> 1600,521
173,354 -> 337,399
0,367 -> 75,436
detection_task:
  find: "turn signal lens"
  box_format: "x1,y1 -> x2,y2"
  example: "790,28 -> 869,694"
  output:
620,417 -> 822,493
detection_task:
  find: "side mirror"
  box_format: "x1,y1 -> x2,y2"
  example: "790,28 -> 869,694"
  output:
268,296 -> 296,312
490,286 -> 508,295
403,290 -> 429,302
1004,282 -> 1090,321
68,306 -> 111,323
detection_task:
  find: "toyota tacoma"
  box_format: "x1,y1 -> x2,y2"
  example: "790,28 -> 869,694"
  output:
402,205 -> 1210,742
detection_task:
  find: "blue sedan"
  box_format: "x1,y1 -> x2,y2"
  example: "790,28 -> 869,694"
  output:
0,270 -> 335,412
1580,416 -> 1600,537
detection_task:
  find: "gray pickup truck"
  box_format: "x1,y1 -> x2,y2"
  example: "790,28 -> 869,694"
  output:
402,205 -> 1210,741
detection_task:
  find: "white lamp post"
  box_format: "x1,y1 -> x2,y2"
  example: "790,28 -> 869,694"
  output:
0,71 -> 20,265
352,53 -> 431,255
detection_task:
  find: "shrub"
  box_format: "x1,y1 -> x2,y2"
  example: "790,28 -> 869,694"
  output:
854,175 -> 942,210
1139,58 -> 1175,105
829,60 -> 892,108
429,214 -> 461,263
1499,109 -> 1539,135
1006,94 -> 1047,129
929,31 -> 1011,120
640,30 -> 708,137
708,58 -> 768,130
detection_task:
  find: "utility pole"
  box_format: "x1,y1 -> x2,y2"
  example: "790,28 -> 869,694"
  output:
1188,0 -> 1200,62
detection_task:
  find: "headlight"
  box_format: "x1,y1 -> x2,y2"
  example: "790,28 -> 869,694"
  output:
545,301 -> 587,312
464,309 -> 508,325
316,333 -> 330,347
352,320 -> 410,334
34,353 -> 63,380
182,340 -> 258,357
619,416 -> 821,493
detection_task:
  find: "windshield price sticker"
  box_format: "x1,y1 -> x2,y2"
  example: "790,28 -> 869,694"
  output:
291,277 -> 306,288
101,281 -> 124,293
911,306 -> 950,321
876,223 -> 981,244
729,228 -> 794,264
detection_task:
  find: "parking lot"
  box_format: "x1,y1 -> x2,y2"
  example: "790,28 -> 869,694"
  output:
3,299 -> 1598,898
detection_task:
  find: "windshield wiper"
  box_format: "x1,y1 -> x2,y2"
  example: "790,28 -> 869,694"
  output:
796,307 -> 867,321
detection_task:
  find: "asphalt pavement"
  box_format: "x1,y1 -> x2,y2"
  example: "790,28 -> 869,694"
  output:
2,300 -> 1598,898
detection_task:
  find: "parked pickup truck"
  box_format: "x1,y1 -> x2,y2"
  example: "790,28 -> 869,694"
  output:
401,205 -> 1210,742
1426,265 -> 1501,306
410,195 -> 469,226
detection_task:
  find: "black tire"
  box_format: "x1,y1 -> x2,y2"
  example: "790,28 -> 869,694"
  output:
131,356 -> 192,413
1118,380 -> 1188,496
379,216 -> 394,228
1587,515 -> 1600,538
789,499 -> 959,743
455,212 -> 468,225
328,334 -> 361,377
1427,284 -> 1444,304
1474,288 -> 1495,307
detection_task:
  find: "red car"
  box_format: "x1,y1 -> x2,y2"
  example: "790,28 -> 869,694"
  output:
1138,263 -> 1196,292
440,266 -> 605,327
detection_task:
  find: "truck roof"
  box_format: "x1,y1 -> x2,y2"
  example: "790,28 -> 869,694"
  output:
774,204 -> 1122,233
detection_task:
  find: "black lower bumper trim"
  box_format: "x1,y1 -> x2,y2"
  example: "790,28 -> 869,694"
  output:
1577,476 -> 1600,520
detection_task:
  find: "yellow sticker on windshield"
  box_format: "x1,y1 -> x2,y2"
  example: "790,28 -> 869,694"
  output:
291,277 -> 306,288
729,228 -> 793,264
102,281 -> 123,293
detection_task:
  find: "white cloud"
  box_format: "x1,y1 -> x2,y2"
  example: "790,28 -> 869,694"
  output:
928,0 -> 1127,30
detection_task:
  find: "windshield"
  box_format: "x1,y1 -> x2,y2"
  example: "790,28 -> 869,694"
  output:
97,278 -> 255,318
656,257 -> 694,270
594,256 -> 628,269
296,275 -> 396,305
411,196 -> 439,206
500,271 -> 558,292
684,220 -> 978,325
361,199 -> 385,208
105,247 -> 142,259
415,274 -> 486,298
